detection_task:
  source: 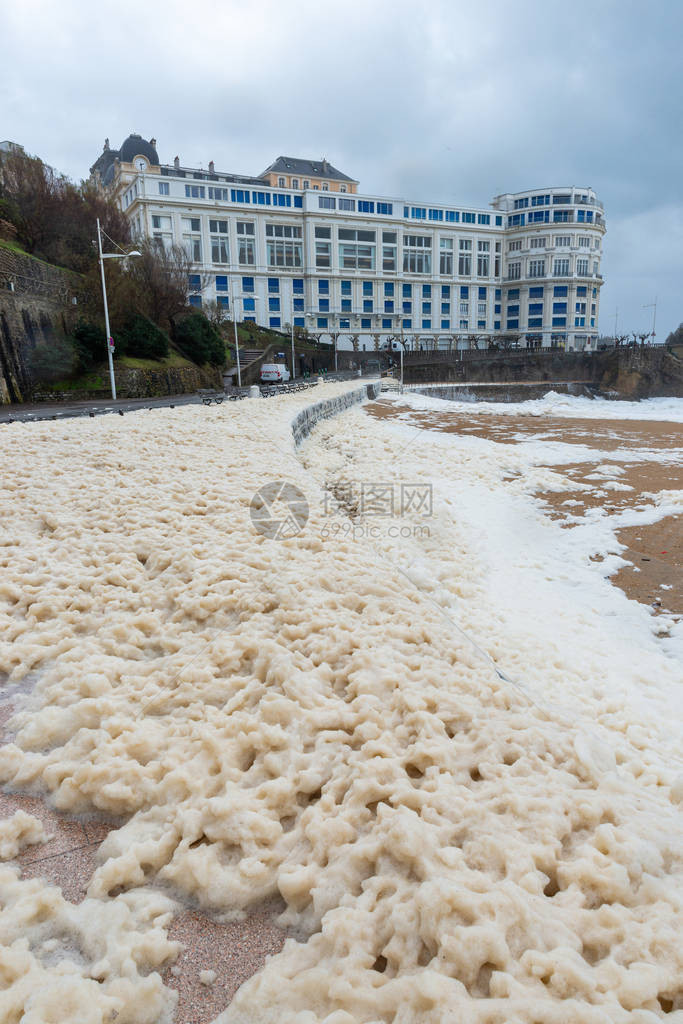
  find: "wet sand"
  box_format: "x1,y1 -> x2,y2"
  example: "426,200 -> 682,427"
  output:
366,400 -> 683,617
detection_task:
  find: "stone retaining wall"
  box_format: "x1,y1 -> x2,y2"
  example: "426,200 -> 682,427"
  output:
291,382 -> 381,446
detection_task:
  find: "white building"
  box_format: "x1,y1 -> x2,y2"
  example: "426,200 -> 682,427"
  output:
91,134 -> 606,352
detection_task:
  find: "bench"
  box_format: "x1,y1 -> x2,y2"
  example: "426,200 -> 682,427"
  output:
197,389 -> 226,405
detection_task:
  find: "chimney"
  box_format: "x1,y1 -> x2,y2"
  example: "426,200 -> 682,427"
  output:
209,160 -> 215,174
174,156 -> 180,169
150,138 -> 156,147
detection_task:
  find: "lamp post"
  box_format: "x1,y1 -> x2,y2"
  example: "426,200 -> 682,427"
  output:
228,274 -> 242,387
290,293 -> 296,379
643,298 -> 657,344
97,218 -> 141,400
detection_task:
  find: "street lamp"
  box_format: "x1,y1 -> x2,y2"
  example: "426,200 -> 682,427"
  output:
97,218 -> 141,400
228,277 -> 260,387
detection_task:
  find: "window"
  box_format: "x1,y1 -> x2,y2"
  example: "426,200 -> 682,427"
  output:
553,258 -> 570,277
422,319 -> 431,329
292,279 -> 304,293
477,241 -> 490,276
384,282 -> 394,296
410,206 -> 426,219
478,213 -> 490,225
267,278 -> 279,293
528,303 -> 543,315
273,194 -> 292,207
363,281 -> 373,296
242,277 -> 254,293
552,195 -> 571,205
237,222 -> 255,265
382,230 -> 397,272
384,300 -> 394,312
315,225 -> 331,268
422,284 -> 431,297
382,318 -> 392,329
152,214 -> 173,250
318,279 -> 329,293
403,319 -> 412,328
294,297 -> 304,311
429,208 -> 443,221
460,301 -> 469,314
462,212 -> 475,224
269,317 -> 281,328
422,301 -> 431,314
403,301 -> 412,313
211,234 -> 229,263
553,302 -> 567,314
340,280 -> 352,295
303,180 -> 310,189
265,223 -> 302,267
339,198 -> 356,211
158,182 -> 169,195
460,319 -> 469,329
552,316 -> 566,327
217,296 -> 229,309
188,294 -> 202,308
554,286 -> 568,297
477,301 -> 486,316
278,177 -> 285,187
507,318 -> 519,329
554,235 -> 571,247
505,288 -> 517,299
528,259 -> 545,278
215,275 -> 228,292
340,185 -> 347,193
339,318 -> 350,329
188,274 -> 201,291
361,318 -> 371,329
403,235 -> 432,274
577,258 -> 589,276
442,302 -> 450,314
319,298 -> 329,312
578,236 -> 590,248
292,178 -> 299,188
377,202 -> 393,215
531,194 -> 550,206
530,236 -> 546,249
508,240 -> 522,252
317,316 -> 327,328
358,201 -> 375,214
243,297 -> 255,311
458,239 -> 472,276
575,302 -> 587,314
322,184 -> 329,191
182,217 -> 202,262
508,213 -> 525,227
185,184 -> 205,199
553,210 -> 572,223
529,286 -> 544,298
440,238 -> 453,275
339,228 -> 376,270
441,319 -> 450,329
363,299 -> 373,312
318,196 -> 336,209
508,262 -> 521,280
231,189 -> 250,203
251,191 -> 271,206
269,297 -> 280,312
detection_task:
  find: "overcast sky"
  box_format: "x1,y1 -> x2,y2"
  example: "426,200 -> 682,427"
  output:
2,0 -> 681,340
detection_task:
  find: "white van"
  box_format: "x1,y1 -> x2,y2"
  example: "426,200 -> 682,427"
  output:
260,363 -> 291,384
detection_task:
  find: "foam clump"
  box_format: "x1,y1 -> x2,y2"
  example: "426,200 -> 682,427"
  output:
0,810 -> 48,859
0,386 -> 681,1022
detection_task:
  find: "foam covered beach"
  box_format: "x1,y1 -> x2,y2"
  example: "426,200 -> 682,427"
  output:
0,382 -> 681,1023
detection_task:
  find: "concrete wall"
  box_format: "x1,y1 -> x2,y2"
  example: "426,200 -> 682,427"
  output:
291,382 -> 381,446
0,245 -> 78,403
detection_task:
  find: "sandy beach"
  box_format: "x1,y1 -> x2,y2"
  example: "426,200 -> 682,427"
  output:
0,383 -> 681,1023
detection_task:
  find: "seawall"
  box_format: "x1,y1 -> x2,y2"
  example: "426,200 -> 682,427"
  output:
292,382 -> 381,445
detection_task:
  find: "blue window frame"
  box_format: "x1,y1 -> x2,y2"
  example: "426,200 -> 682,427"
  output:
506,318 -> 519,329
269,316 -> 281,327
494,320 -> 501,329
217,296 -> 229,309
462,212 -> 475,223
529,286 -> 544,298
477,214 -> 490,225
477,320 -> 486,328
460,286 -> 469,298
293,196 -> 303,208
422,318 -> 431,329
363,281 -> 373,295
268,278 -> 279,293
507,304 -> 520,315
428,208 -> 443,221
341,298 -> 352,312
294,316 -> 305,327
507,289 -> 519,299
244,316 -> 256,323
422,284 -> 432,297
495,289 -> 501,300
319,298 -> 329,312
574,316 -> 585,327
441,302 -> 450,314
189,295 -> 202,307
293,279 -> 304,293
340,318 -> 350,329
242,276 -> 254,292
494,304 -> 501,314
552,316 -> 566,327
188,274 -> 201,291
382,318 -> 392,328
377,202 -> 393,215
402,283 -> 412,297
341,280 -> 352,295
553,286 -> 568,297
273,194 -> 292,207
445,210 -> 459,223
422,302 -> 431,314
269,297 -> 280,312
528,317 -> 543,328
403,319 -> 412,328
317,317 -> 328,328
403,206 -> 409,218
528,303 -> 543,314
441,285 -> 450,298
318,279 -> 329,293
361,318 -> 371,329
358,201 -> 375,213
384,300 -> 394,312
384,282 -> 394,296
478,287 -> 487,300
576,286 -> 587,296
403,301 -> 412,313
411,207 -> 426,219
231,189 -> 250,203
215,275 -> 228,291
252,191 -> 271,205
293,297 -> 304,311
363,299 -> 373,312
243,297 -> 255,311
552,302 -> 567,313
441,319 -> 450,329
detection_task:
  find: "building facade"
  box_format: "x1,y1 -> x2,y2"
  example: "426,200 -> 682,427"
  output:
91,135 -> 606,352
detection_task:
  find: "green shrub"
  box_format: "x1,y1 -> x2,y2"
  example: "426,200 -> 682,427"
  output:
115,313 -> 169,359
28,335 -> 79,382
71,319 -> 105,370
173,312 -> 225,366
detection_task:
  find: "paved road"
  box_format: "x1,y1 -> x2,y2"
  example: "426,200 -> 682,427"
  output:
0,393 -> 203,424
